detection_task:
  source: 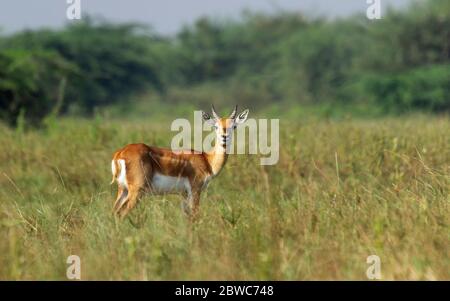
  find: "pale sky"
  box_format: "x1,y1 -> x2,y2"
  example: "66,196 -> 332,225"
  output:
0,0 -> 413,35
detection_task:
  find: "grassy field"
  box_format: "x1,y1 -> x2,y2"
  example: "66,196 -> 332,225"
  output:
0,115 -> 449,280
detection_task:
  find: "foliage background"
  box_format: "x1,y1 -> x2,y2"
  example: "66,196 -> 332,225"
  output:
0,0 -> 449,125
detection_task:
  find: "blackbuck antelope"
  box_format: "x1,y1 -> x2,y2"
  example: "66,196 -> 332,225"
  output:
110,106 -> 249,218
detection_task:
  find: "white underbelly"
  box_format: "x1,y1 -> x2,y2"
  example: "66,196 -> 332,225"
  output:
151,173 -> 190,194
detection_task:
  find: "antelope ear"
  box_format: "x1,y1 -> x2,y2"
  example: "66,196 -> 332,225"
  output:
202,111 -> 216,126
235,109 -> 249,124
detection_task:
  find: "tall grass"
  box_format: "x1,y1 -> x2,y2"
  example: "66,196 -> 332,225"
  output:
0,115 -> 448,280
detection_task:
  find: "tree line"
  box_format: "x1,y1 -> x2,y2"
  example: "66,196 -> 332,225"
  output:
0,0 -> 448,125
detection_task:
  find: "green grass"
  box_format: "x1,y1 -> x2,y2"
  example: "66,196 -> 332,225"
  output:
0,115 -> 449,280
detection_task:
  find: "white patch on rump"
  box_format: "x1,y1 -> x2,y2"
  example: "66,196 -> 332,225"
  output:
117,159 -> 128,188
152,173 -> 190,194
111,160 -> 116,176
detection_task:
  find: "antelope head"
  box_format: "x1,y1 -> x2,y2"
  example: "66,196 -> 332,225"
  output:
202,105 -> 249,148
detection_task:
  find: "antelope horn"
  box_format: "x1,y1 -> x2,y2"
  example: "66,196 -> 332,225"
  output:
229,105 -> 238,119
211,105 -> 220,120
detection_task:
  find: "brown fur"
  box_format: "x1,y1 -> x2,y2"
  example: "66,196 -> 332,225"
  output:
110,107 -> 248,219
111,131 -> 227,219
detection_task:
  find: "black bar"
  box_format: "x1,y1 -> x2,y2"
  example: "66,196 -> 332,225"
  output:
0,281 -> 447,299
